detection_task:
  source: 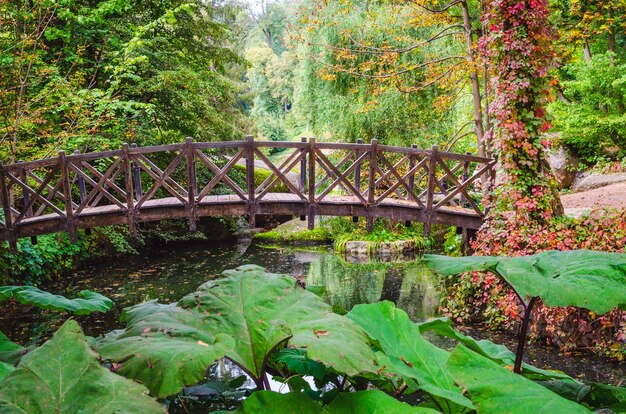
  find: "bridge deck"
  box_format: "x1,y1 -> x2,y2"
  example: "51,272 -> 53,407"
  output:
3,193 -> 482,241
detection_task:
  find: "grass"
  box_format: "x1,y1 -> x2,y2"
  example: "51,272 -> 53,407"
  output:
253,227 -> 331,243
322,217 -> 432,253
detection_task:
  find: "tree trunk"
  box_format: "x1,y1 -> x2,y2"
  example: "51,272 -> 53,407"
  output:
608,9 -> 616,53
582,38 -> 591,63
461,0 -> 486,158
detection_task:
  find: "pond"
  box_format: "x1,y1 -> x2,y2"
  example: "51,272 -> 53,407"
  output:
1,239 -> 624,387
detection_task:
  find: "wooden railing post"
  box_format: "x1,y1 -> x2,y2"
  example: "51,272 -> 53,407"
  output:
246,135 -> 256,228
122,144 -> 136,236
130,143 -> 142,202
460,152 -> 471,208
366,139 -> 378,232
353,138 -> 363,223
405,144 -> 418,227
308,137 -> 316,230
73,150 -> 91,237
0,161 -> 17,252
59,151 -> 77,243
300,137 -> 307,221
185,137 -> 197,231
424,145 -> 439,237
73,151 -> 87,204
18,160 -> 38,244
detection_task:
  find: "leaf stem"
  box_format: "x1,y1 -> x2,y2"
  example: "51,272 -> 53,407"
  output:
513,296 -> 537,374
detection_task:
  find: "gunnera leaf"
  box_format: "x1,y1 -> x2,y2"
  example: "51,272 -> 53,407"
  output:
99,265 -> 377,397
446,345 -> 592,414
417,317 -> 572,381
0,319 -> 164,413
216,390 -> 439,413
347,301 -> 474,413
0,285 -> 113,315
0,331 -> 26,365
96,301 -> 234,398
424,250 -> 626,313
0,361 -> 14,381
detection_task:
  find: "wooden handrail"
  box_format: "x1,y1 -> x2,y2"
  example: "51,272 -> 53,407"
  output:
0,138 -> 496,249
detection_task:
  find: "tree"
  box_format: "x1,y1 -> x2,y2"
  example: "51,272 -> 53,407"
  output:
0,0 -> 250,163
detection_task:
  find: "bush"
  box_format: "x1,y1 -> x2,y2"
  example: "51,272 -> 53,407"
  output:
0,232 -> 96,285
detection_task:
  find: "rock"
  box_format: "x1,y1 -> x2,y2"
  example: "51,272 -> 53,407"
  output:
571,173 -> 626,193
548,145 -> 579,189
343,239 -> 416,260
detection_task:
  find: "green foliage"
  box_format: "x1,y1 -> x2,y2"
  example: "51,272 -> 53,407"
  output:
325,217 -> 430,253
220,390 -> 438,413
348,301 -> 474,412
550,52 -> 626,166
3,265 -> 625,412
446,346 -> 592,414
0,233 -> 95,284
0,331 -> 25,366
442,227 -> 462,257
0,0 -> 249,164
0,286 -> 113,315
97,301 -> 234,398
0,320 -> 163,413
0,362 -> 13,382
424,250 -> 626,314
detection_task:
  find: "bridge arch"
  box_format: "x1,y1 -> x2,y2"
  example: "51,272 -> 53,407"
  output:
0,137 -> 495,249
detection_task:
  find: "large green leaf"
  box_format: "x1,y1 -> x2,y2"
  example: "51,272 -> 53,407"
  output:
424,250 -> 626,313
327,390 -> 440,413
446,345 -> 592,414
97,301 -> 234,398
347,301 -> 473,413
273,348 -> 327,381
417,318 -> 571,381
0,361 -> 13,381
0,319 -> 164,413
99,265 -> 377,397
0,285 -> 113,315
580,382 -> 626,413
178,265 -> 377,379
0,331 -> 26,365
218,390 -> 439,413
217,391 -> 322,413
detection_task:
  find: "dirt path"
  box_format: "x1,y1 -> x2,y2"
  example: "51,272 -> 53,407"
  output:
561,182 -> 626,210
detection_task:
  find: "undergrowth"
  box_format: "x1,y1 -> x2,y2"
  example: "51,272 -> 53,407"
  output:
324,217 -> 432,253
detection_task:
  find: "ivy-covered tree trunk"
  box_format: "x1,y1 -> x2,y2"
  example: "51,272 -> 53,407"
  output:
482,0 -> 563,222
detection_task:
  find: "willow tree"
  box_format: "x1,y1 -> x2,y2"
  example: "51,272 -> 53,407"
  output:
292,0 -> 487,150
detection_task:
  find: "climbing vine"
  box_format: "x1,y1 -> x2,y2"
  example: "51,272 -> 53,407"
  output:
481,0 -> 563,221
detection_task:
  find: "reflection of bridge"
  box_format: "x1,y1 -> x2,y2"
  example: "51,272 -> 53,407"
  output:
0,137 -> 495,249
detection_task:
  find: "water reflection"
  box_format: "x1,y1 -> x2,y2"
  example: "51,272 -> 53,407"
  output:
307,255 -> 440,321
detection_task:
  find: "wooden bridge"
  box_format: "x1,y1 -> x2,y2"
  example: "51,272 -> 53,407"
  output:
0,137 -> 495,249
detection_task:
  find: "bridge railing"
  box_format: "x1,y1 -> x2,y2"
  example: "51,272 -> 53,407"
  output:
0,137 -> 495,247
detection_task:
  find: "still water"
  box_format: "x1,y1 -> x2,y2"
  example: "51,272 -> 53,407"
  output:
1,240 -> 624,385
